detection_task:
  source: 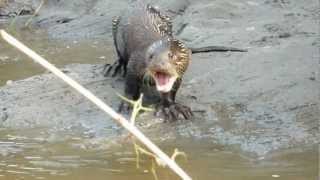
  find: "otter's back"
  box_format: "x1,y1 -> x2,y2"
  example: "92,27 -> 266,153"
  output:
115,3 -> 172,60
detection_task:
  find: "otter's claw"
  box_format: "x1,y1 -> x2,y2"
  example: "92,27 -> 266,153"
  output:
103,61 -> 123,77
156,103 -> 193,121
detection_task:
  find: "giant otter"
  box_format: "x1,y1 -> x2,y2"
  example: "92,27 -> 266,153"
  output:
105,3 -> 192,120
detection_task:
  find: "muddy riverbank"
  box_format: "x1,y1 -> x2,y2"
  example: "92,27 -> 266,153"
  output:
0,0 -> 319,179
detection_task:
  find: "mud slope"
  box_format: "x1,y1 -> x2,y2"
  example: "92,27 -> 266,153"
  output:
0,0 -> 319,156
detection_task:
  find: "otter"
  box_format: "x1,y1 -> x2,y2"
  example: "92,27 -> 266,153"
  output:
105,3 -> 193,120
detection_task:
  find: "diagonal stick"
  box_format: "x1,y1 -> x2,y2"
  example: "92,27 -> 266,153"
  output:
0,30 -> 192,180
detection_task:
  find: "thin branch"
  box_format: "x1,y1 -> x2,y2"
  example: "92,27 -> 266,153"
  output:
0,29 -> 192,180
175,23 -> 188,36
25,0 -> 45,27
117,93 -> 153,124
171,148 -> 187,161
151,159 -> 159,180
191,45 -> 248,53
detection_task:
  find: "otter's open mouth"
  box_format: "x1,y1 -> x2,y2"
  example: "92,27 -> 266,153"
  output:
153,72 -> 177,92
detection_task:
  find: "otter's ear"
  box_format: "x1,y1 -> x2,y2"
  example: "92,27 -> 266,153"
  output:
170,39 -> 190,57
168,51 -> 178,62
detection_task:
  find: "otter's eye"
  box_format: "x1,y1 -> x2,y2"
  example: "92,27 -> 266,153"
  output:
168,52 -> 176,61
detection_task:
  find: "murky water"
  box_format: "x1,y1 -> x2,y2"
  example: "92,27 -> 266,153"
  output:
0,25 -> 318,180
0,25 -> 115,86
0,128 -> 318,180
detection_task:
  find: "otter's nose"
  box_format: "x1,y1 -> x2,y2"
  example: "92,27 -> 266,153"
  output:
152,59 -> 170,69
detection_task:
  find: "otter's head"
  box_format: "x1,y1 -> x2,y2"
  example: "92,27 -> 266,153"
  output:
145,38 -> 191,93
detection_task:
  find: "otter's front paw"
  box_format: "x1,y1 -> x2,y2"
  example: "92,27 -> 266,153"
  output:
103,61 -> 124,77
156,103 -> 193,121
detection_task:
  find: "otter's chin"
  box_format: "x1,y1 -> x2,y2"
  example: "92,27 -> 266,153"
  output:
153,72 -> 177,92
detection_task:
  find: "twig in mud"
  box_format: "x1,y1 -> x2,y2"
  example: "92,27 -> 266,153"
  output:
171,148 -> 187,162
116,79 -> 187,180
191,45 -> 248,53
151,160 -> 159,180
117,93 -> 153,124
0,29 -> 192,180
25,0 -> 45,27
167,9 -> 184,16
175,23 -> 188,36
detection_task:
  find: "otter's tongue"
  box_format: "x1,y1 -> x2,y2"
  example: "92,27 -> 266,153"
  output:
155,72 -> 169,86
154,72 -> 175,92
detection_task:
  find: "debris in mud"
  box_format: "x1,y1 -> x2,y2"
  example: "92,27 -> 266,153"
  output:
278,32 -> 291,38
55,17 -> 74,24
0,55 -> 9,62
0,108 -> 8,123
0,0 -> 35,17
250,35 -> 280,46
